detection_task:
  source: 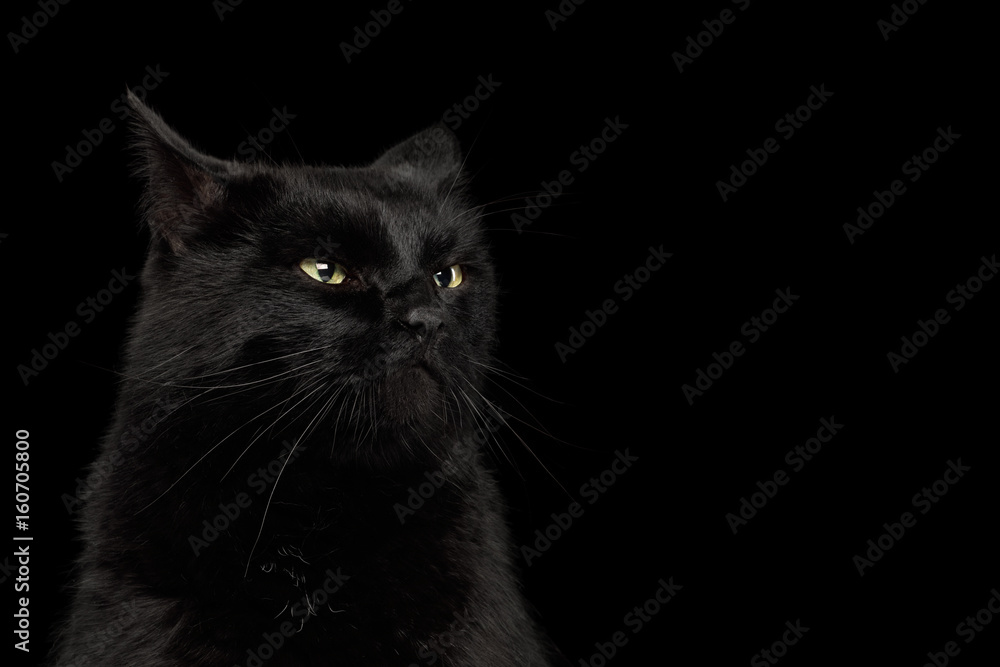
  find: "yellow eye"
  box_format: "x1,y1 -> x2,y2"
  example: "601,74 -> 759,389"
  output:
300,258 -> 348,285
432,264 -> 463,288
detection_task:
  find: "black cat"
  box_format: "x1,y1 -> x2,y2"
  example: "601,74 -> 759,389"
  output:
50,91 -> 564,666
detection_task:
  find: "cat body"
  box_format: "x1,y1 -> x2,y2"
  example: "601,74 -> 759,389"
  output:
51,92 -> 559,666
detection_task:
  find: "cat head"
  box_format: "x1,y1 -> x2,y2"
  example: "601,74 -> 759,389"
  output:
124,91 -> 498,467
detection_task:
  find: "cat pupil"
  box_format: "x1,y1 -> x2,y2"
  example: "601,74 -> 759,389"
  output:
316,261 -> 334,282
433,266 -> 461,288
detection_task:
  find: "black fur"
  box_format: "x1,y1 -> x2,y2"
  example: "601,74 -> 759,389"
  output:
50,91 -> 562,666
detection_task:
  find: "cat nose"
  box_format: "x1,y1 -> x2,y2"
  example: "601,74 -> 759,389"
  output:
399,307 -> 444,342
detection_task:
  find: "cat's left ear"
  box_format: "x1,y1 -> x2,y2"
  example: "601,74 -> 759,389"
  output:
127,90 -> 238,254
371,125 -> 463,191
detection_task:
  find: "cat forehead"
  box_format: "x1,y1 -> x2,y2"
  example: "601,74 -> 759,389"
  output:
272,166 -> 436,208
252,167 -> 481,263
271,167 -> 474,232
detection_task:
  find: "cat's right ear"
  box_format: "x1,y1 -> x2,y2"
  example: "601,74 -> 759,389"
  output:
371,125 -> 463,193
126,90 -> 236,254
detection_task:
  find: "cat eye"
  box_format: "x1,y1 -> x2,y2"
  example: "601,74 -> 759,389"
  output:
299,258 -> 349,285
432,265 -> 463,288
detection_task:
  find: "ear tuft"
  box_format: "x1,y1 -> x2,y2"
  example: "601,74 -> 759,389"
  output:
371,125 -> 463,191
127,90 -> 236,254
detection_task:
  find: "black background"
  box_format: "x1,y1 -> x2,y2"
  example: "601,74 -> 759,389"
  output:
5,0 -> 997,665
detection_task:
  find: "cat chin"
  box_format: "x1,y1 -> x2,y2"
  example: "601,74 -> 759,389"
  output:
379,363 -> 446,424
